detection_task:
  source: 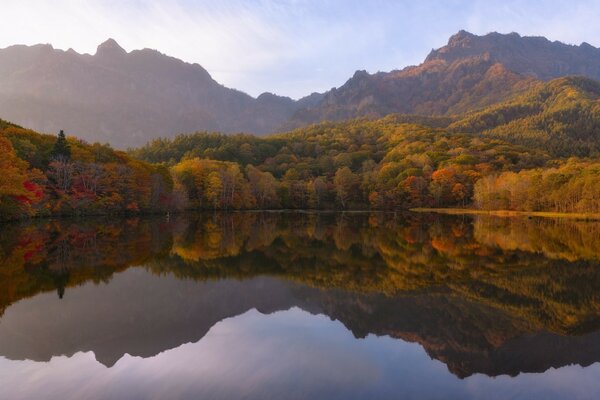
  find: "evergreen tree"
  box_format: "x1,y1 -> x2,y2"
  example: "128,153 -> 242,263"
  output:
51,130 -> 71,161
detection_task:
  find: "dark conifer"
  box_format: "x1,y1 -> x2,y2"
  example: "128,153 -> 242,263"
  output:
51,130 -> 71,161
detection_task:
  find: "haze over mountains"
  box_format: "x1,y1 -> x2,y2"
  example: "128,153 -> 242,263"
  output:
1,30 -> 600,147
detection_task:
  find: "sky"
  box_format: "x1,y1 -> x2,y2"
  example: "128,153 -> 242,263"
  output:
1,0 -> 600,98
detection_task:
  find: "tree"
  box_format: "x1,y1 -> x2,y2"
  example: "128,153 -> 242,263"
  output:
451,183 -> 468,206
334,167 -> 359,209
205,171 -> 223,210
247,166 -> 278,208
403,175 -> 428,207
429,168 -> 457,206
51,130 -> 71,161
312,177 -> 328,209
282,168 -> 307,208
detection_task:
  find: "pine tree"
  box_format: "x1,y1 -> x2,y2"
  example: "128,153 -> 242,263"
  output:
51,130 -> 71,161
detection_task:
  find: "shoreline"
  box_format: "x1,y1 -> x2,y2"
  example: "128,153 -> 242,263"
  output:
6,207 -> 600,224
0,209 -> 402,225
410,208 -> 600,220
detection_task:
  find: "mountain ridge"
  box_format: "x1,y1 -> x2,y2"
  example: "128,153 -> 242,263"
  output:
287,30 -> 600,128
2,31 -> 600,147
0,38 -> 305,147
426,30 -> 600,79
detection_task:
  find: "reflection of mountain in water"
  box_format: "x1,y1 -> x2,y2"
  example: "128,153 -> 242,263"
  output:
1,212 -> 600,378
0,271 -> 302,367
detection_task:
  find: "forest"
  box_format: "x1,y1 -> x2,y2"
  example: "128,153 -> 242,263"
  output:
130,118 -> 556,211
1,76 -> 600,219
2,116 -> 550,219
0,120 -> 173,220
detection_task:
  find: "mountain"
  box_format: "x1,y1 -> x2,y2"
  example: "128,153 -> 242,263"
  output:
0,39 -> 301,148
287,31 -> 600,128
427,30 -> 600,80
287,54 -> 536,127
2,31 -> 600,148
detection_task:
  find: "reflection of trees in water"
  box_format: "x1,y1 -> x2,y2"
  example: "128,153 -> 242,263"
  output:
1,213 -> 600,334
0,218 -> 172,315
474,216 -> 600,261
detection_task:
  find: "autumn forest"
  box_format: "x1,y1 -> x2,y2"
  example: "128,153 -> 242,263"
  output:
1,76 -> 600,220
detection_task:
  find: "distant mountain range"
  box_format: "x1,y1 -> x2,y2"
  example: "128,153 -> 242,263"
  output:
1,30 -> 600,147
0,39 -> 317,147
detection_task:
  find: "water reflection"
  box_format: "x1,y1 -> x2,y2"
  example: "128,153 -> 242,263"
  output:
4,307 -> 600,400
0,212 -> 600,396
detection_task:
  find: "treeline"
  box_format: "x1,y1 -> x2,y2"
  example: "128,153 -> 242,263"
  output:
133,118 -> 549,211
474,159 -> 600,213
0,122 -> 173,220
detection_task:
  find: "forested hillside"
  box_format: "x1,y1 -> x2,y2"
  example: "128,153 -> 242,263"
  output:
131,117 -> 553,211
3,72 -> 600,220
450,77 -> 600,157
130,76 -> 600,214
0,120 -> 173,220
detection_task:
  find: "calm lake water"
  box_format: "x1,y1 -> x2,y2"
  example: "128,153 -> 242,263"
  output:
1,212 -> 600,399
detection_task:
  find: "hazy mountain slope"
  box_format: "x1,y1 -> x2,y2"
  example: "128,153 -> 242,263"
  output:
0,39 -> 299,147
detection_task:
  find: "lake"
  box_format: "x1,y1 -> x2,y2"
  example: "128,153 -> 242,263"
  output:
1,211 -> 600,399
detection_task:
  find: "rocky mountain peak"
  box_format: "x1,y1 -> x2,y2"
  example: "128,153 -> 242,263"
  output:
447,29 -> 476,46
96,38 -> 127,57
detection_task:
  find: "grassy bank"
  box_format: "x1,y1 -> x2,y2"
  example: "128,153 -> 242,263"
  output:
410,208 -> 600,220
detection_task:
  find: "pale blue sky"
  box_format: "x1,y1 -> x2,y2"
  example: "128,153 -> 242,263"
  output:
1,0 -> 600,98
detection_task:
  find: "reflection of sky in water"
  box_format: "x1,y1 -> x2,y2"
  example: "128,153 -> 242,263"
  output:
1,308 -> 599,400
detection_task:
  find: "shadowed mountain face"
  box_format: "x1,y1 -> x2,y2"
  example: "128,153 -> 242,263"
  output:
0,39 -> 301,147
3,31 -> 600,147
1,212 -> 600,378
